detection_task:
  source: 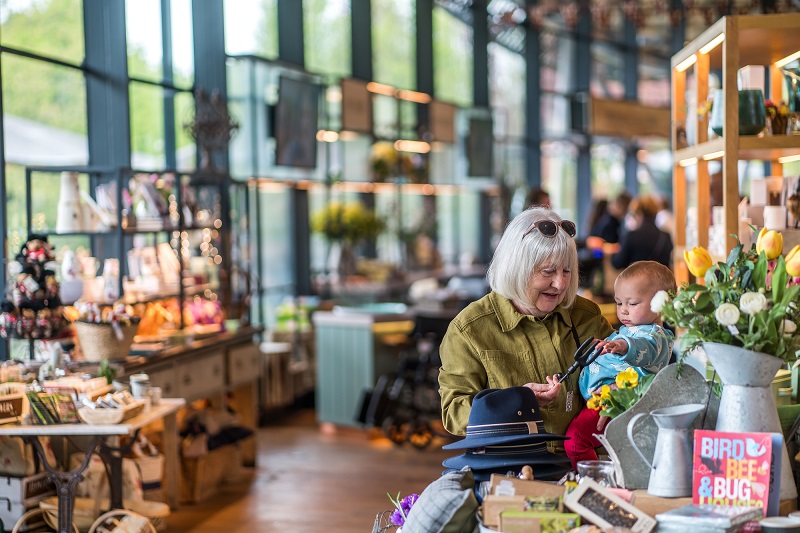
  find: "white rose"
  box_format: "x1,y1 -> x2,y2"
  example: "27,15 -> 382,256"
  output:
650,291 -> 669,313
715,303 -> 741,326
739,292 -> 767,315
782,319 -> 798,336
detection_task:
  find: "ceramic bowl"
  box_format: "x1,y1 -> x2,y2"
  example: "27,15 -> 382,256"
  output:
760,517 -> 800,533
77,406 -> 124,425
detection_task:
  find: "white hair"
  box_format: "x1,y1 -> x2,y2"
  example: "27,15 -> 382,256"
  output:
486,207 -> 579,309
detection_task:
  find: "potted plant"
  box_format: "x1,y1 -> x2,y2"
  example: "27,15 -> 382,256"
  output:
311,201 -> 385,278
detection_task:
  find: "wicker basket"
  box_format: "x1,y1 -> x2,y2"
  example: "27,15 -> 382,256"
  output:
74,321 -> 138,362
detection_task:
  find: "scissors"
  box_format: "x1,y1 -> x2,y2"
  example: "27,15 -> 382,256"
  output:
556,337 -> 602,383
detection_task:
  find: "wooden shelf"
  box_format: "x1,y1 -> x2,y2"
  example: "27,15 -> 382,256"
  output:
675,136 -> 800,162
671,13 -> 800,284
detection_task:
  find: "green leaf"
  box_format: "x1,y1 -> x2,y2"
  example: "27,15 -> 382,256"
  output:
773,256 -> 787,303
753,252 -> 768,288
726,244 -> 743,267
741,269 -> 752,291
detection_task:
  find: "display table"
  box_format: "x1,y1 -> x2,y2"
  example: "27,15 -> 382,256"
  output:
0,398 -> 184,533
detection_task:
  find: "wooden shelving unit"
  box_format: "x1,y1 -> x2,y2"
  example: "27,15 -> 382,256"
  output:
671,13 -> 800,283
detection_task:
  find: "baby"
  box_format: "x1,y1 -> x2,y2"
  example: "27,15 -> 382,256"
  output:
565,260 -> 677,468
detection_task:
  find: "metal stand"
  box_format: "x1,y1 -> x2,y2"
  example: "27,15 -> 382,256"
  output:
24,429 -> 140,533
95,429 -> 141,510
26,435 -> 102,533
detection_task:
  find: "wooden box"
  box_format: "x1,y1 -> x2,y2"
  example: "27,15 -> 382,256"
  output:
180,443 -> 241,503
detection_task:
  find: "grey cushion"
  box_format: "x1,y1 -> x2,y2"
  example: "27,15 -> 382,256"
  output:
403,467 -> 479,533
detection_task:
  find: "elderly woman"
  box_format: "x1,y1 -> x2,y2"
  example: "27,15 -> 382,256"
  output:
438,207 -> 614,447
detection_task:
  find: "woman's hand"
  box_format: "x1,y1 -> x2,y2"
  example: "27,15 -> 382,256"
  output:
524,374 -> 561,406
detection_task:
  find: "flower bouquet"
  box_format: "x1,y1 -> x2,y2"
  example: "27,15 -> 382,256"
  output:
310,201 -> 385,244
587,368 -> 655,419
372,492 -> 419,532
370,142 -> 399,182
765,99 -> 790,135
658,229 -> 800,363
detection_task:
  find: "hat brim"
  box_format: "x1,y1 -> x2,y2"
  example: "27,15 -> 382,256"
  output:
443,463 -> 572,482
442,449 -> 572,471
442,432 -> 568,450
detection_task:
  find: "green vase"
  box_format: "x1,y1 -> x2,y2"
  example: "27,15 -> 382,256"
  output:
708,89 -> 766,136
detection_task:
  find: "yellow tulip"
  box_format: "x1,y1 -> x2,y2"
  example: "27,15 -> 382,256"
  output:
756,227 -> 784,260
684,246 -> 714,278
787,245 -> 800,278
615,368 -> 639,389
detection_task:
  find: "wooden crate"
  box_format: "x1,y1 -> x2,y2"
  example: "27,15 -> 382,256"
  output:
180,443 -> 241,503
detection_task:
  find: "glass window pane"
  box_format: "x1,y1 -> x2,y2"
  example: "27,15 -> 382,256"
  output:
126,0 -> 164,82
2,54 -> 88,165
541,94 -> 570,137
489,42 -> 525,139
372,0 -> 415,90
590,143 -> 626,203
171,0 -> 195,87
433,6 -> 472,107
541,31 -> 572,93
224,0 -> 278,58
639,53 -> 670,107
175,91 -> 197,171
130,82 -> 166,169
304,0 -> 351,77
0,0 -> 84,63
541,141 -> 577,220
590,1 -> 624,43
591,43 -> 624,99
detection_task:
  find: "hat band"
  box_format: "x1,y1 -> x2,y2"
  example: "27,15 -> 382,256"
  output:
464,420 -> 542,438
466,442 -> 548,456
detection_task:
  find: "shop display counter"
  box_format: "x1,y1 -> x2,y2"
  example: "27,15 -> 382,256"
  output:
314,306 -> 414,427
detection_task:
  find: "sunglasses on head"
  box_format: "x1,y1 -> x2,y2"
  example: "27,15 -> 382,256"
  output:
522,219 -> 577,239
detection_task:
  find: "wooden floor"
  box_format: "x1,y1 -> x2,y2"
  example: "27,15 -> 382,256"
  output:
163,407 -> 455,532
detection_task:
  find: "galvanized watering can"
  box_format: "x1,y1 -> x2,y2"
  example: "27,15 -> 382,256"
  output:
627,403 -> 705,497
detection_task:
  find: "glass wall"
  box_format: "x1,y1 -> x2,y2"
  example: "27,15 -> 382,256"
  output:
224,0 -> 279,58
433,6 -> 473,106
371,0 -> 415,90
304,0 -> 352,78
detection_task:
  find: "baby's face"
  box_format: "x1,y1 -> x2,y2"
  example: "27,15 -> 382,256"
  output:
613,276 -> 660,327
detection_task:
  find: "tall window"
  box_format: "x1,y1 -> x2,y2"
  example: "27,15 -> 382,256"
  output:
224,0 -> 279,58
304,0 -> 351,77
489,43 -> 525,140
433,6 -> 472,106
125,0 -> 196,170
371,0 -> 415,90
0,0 -> 88,252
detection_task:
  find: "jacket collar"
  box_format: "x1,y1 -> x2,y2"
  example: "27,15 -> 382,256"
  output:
489,291 -> 572,333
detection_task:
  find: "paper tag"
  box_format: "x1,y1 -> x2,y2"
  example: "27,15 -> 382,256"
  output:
566,390 -> 574,412
727,325 -> 740,335
494,480 -> 516,497
111,320 -> 124,341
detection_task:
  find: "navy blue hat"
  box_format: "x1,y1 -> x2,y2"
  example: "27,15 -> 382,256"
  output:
442,387 -> 568,450
442,440 -> 571,471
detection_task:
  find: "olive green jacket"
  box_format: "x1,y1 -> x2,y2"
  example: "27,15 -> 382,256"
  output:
438,292 -> 613,448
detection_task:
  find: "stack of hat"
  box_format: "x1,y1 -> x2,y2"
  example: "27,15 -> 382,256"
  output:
442,387 -> 572,482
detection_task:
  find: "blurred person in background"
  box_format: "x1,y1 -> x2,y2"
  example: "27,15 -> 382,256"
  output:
611,195 -> 673,270
525,187 -> 551,209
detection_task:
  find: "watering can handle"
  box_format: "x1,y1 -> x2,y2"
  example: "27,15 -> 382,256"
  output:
626,413 -> 653,469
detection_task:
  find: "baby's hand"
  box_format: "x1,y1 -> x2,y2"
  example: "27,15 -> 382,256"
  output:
596,339 -> 629,355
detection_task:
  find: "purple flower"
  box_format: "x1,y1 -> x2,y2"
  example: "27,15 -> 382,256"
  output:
388,492 -> 419,526
389,508 -> 405,526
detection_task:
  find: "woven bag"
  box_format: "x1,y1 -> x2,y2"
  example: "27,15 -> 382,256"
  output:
74,321 -> 138,362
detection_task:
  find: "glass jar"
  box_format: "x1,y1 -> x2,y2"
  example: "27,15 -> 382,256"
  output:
576,460 -> 618,488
